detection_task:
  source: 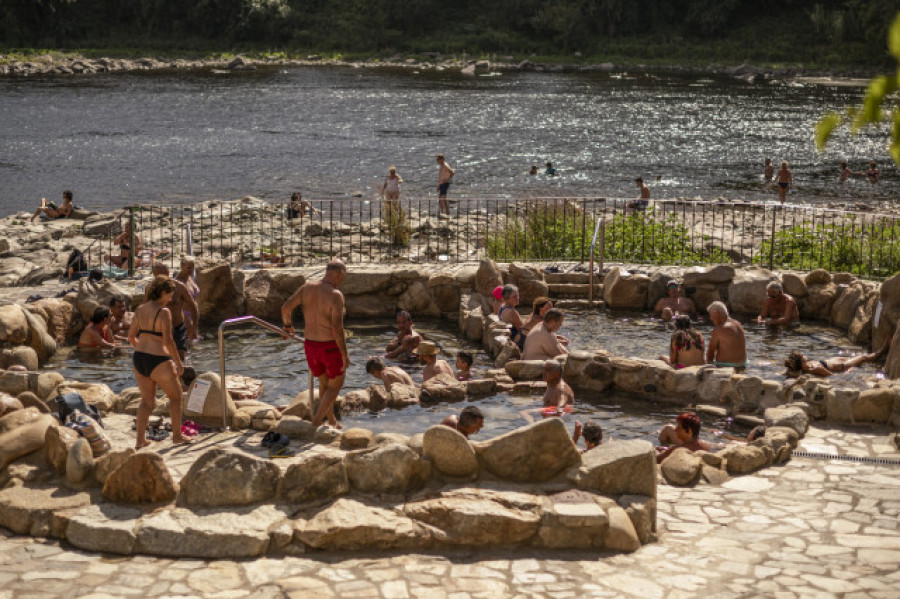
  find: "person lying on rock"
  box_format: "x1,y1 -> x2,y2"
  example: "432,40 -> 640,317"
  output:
784,346 -> 887,378
384,310 -> 422,360
365,356 -> 415,391
31,190 -> 74,222
572,420 -> 603,452
756,281 -> 799,326
109,296 -> 133,341
654,280 -> 696,322
656,412 -> 710,463
706,301 -> 747,369
414,341 -> 454,382
78,307 -> 118,349
660,315 -> 705,368
440,405 -> 484,438
521,360 -> 573,423
455,351 -> 475,381
522,308 -> 569,361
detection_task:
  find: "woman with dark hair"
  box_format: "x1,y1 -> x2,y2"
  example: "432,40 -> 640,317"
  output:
660,314 -> 704,368
784,347 -> 886,377
128,276 -> 187,449
517,296 -> 553,350
656,412 -> 710,463
78,307 -> 117,349
31,190 -> 74,221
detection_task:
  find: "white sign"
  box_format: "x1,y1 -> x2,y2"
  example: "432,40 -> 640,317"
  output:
187,379 -> 212,413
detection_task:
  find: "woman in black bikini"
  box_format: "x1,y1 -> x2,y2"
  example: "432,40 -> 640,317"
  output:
109,221 -> 143,268
128,276 -> 186,449
784,346 -> 887,378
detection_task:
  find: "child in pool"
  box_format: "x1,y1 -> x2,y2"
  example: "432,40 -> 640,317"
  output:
656,412 -> 710,463
572,420 -> 603,452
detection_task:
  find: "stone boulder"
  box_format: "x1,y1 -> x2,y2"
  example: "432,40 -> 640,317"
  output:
93,448 -> 135,486
81,213 -> 121,236
805,269 -> 832,286
344,443 -> 431,494
340,428 -> 373,450
197,261 -> 242,324
340,270 -> 392,296
801,282 -> 837,321
460,306 -> 486,341
1,346 -> 39,372
538,491 -> 609,549
422,425 -> 478,477
847,290 -> 878,345
505,360 -> 547,380
682,265 -> 735,286
75,277 -> 129,322
275,415 -> 316,440
831,282 -> 865,329
764,406 -> 809,435
387,383 -> 419,408
718,444 -> 768,474
427,276 -> 461,314
45,424 -> 80,474
405,492 -> 541,546
474,419 -> 580,482
0,413 -> 55,469
726,268 -> 776,315
851,388 -> 896,423
781,272 -> 808,298
475,259 -> 504,297
54,381 -> 117,415
0,392 -> 22,417
184,372 -> 236,428
243,270 -> 304,321
279,451 -> 350,503
34,372 -> 64,400
21,308 -> 57,364
571,439 -> 657,498
66,437 -> 94,485
26,298 -> 78,343
282,389 -> 313,420
296,497 -> 430,550
102,452 -> 178,504
604,506 -> 641,552
0,304 -> 29,344
618,495 -> 656,544
420,373 -> 465,404
0,406 -> 44,434
660,448 -> 702,486
178,448 -> 280,507
398,280 -> 440,317
602,267 -> 649,310
884,325 -> 900,380
507,263 -> 549,304
465,378 -> 497,398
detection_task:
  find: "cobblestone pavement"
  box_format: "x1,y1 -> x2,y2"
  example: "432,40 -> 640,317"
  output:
1,423 -> 898,599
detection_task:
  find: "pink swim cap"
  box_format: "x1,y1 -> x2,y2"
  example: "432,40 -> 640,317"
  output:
492,285 -> 504,300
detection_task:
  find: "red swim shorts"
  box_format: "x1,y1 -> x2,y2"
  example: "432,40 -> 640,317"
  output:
304,339 -> 345,378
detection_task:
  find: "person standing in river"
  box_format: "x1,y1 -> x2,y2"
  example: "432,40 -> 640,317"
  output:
281,259 -> 350,429
706,301 -> 747,369
148,262 -> 198,364
763,158 -> 774,185
436,154 -> 455,216
776,161 -> 793,204
382,166 -> 403,202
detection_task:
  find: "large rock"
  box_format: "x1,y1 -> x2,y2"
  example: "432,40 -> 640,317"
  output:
682,265 -> 735,286
781,272 -> 808,297
243,270 -> 303,321
805,269 -> 832,286
339,270 -> 393,295
0,304 -> 29,344
45,423 -> 80,474
718,444 -> 768,474
474,419 -> 580,482
602,267 -> 649,310
0,483 -> 93,538
66,504 -> 141,555
178,448 -> 280,507
75,277 -> 129,322
1,346 -> 39,371
618,495 -> 656,543
275,415 -> 316,440
801,283 -> 837,321
279,450 -> 349,503
102,452 -> 178,504
54,381 -> 116,414
726,268 -> 776,315
507,263 -> 549,304
0,392 -> 23,417
93,448 -> 136,486
405,493 -> 540,545
387,383 -> 419,409
422,425 -> 478,477
420,373 -> 465,403
604,506 -> 641,552
764,406 -> 809,435
831,282 -> 865,329
847,290 -> 878,345
197,261 -> 242,324
27,298 -> 78,343
660,448 -> 702,486
34,372 -> 64,400
571,439 -> 657,498
65,437 -> 94,485
505,360 -> 547,380
21,308 -> 57,363
475,259 -> 504,297
344,443 -> 431,494
184,372 -> 236,428
0,406 -> 43,434
0,412 -> 54,469
538,491 -> 609,549
297,497 -> 431,550
398,280 -> 440,317
852,388 -> 896,423
340,428 -> 373,450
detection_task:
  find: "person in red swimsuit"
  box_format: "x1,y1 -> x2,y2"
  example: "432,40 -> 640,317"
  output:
78,307 -> 117,349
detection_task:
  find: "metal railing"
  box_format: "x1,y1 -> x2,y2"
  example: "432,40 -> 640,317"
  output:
217,315 -> 309,430
81,197 -> 900,279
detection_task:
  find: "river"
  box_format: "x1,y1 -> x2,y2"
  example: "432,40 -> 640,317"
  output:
0,65 -> 892,215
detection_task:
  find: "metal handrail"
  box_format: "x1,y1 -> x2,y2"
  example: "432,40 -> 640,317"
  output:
589,217 -> 604,306
217,315 -> 308,430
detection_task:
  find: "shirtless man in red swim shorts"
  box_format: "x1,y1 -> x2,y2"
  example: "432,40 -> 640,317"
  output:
281,260 -> 350,428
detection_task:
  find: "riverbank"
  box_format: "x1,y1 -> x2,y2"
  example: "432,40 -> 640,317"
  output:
0,51 -> 877,85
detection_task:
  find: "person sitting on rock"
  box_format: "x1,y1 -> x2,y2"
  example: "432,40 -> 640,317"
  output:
108,221 -> 143,268
78,307 -> 118,349
656,412 -> 710,463
522,360 -> 573,423
440,405 -> 484,438
707,301 -> 747,369
498,284 -> 526,347
572,420 -> 603,452
522,309 -> 569,361
757,281 -> 799,326
414,341 -> 453,382
287,191 -> 318,219
660,315 -> 705,369
108,296 -> 133,341
365,356 -> 415,391
455,351 -> 475,381
31,190 -> 74,222
654,280 -> 696,322
520,296 -> 553,347
385,310 -> 422,360
784,346 -> 886,378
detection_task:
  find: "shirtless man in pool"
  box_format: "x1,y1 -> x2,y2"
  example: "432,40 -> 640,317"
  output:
707,301 -> 747,369
654,280 -> 696,322
756,281 -> 799,326
521,360 -> 573,423
281,260 -> 350,428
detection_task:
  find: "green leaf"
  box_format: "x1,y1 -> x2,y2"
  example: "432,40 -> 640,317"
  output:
892,110 -> 900,165
853,76 -> 896,131
890,13 -> 900,61
816,113 -> 842,151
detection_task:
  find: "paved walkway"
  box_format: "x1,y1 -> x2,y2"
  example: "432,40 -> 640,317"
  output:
1,423 -> 898,599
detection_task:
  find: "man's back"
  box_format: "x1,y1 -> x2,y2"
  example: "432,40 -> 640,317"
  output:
712,318 -> 746,363
301,281 -> 342,341
523,323 -> 562,360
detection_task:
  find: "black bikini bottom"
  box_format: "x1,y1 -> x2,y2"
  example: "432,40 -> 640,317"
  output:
133,351 -> 173,377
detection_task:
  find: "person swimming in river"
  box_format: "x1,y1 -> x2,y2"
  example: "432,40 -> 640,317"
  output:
660,315 -> 704,369
784,346 -> 887,378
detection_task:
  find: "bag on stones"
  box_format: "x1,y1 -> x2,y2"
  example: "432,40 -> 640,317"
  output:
66,249 -> 88,275
55,391 -> 102,427
66,409 -> 111,457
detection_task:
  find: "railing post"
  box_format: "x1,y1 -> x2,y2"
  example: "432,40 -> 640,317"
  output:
127,206 -> 136,276
768,206 -> 776,271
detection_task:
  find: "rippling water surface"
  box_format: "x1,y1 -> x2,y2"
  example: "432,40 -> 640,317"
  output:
0,67 -> 893,215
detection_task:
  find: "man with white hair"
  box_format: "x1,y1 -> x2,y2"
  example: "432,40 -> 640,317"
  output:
757,281 -> 799,326
706,301 -> 747,369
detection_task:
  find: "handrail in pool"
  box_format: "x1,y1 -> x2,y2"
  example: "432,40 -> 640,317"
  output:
589,217 -> 604,306
217,315 -> 308,431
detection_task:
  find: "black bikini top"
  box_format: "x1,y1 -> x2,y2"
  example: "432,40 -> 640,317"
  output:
138,308 -> 163,337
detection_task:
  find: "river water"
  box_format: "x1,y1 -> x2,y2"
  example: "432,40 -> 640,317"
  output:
0,66 -> 893,216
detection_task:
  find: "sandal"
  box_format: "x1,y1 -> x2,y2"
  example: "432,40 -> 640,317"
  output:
269,445 -> 296,458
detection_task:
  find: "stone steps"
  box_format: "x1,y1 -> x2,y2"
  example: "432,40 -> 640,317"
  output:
544,271 -> 598,284
548,283 -> 603,299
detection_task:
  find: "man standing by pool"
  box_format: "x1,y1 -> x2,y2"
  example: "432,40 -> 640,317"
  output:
436,153 -> 455,216
281,259 -> 350,429
706,301 -> 747,369
757,281 -> 799,326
